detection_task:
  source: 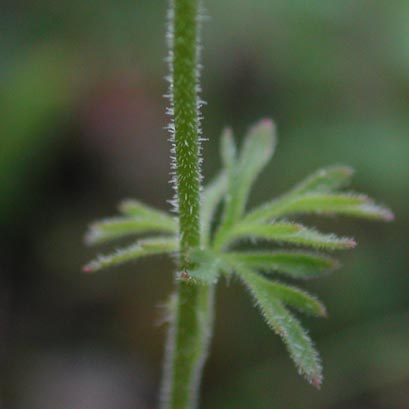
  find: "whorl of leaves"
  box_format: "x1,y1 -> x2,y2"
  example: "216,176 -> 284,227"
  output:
84,119 -> 392,387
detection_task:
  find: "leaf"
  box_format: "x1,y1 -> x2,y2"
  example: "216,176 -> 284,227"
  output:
259,279 -> 327,317
341,202 -> 394,221
220,127 -> 236,172
219,120 -> 276,226
228,222 -> 356,250
232,119 -> 276,220
245,193 -> 393,222
119,199 -> 176,224
185,248 -> 222,284
83,237 -> 177,272
281,228 -> 356,250
225,251 -> 339,279
238,268 -> 323,387
85,216 -> 177,245
245,165 -> 354,223
201,172 -> 227,245
229,258 -> 327,316
290,165 -> 354,195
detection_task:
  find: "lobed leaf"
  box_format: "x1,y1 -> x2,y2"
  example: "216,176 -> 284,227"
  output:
216,120 -> 276,236
83,237 -> 177,273
227,258 -> 326,316
245,193 -> 393,223
225,251 -> 339,279
238,268 -> 323,387
85,216 -> 177,245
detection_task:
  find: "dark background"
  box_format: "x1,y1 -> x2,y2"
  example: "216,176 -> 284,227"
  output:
1,0 -> 408,408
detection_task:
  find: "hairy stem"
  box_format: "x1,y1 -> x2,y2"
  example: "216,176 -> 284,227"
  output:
161,1 -> 213,408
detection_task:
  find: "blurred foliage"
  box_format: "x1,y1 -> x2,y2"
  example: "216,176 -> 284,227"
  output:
0,0 -> 408,408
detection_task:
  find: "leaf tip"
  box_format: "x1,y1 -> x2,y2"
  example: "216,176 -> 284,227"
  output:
338,165 -> 354,177
118,199 -> 132,213
382,208 -> 395,222
249,118 -> 276,138
82,263 -> 94,273
311,375 -> 322,390
222,126 -> 233,136
320,305 -> 329,318
84,223 -> 100,245
259,118 -> 274,127
346,239 -> 357,248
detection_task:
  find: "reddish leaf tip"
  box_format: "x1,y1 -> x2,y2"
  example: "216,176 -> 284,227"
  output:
247,118 -> 275,138
311,376 -> 322,390
346,239 -> 357,248
82,264 -> 94,273
383,209 -> 395,222
259,118 -> 273,126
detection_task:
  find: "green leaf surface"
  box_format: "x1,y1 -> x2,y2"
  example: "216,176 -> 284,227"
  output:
119,199 -> 176,223
83,237 -> 177,272
220,127 -> 236,172
228,223 -> 356,250
289,165 -> 354,195
201,172 -> 227,245
261,279 -> 327,317
225,251 -> 339,279
245,193 -> 393,223
85,216 -> 177,245
238,268 -> 323,387
215,120 -> 276,246
245,165 -> 353,224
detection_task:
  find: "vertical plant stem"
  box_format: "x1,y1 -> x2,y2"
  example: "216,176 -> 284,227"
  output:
161,1 -> 214,409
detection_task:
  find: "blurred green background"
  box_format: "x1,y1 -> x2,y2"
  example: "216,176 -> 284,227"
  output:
1,0 -> 408,408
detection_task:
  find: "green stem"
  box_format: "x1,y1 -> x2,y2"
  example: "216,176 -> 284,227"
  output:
161,1 -> 214,408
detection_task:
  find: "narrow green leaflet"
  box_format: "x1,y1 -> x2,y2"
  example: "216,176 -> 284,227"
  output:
83,237 -> 177,272
217,120 -> 276,232
201,172 -> 227,245
225,251 -> 339,279
286,228 -> 356,249
85,216 -> 177,245
228,222 -> 356,250
219,222 -> 299,249
238,268 -> 323,387
289,165 -> 354,195
245,193 -> 393,223
185,248 -> 223,284
245,165 -> 354,223
220,127 -> 236,172
259,279 -> 327,317
200,129 -> 237,245
119,199 -> 176,224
